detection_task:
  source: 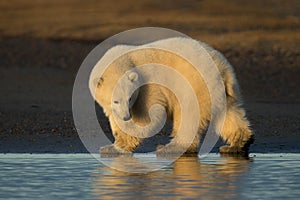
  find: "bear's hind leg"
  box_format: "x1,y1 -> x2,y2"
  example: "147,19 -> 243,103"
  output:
219,106 -> 254,155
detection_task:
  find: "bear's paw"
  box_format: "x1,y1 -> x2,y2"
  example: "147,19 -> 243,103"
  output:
100,145 -> 132,155
219,145 -> 248,156
156,143 -> 190,156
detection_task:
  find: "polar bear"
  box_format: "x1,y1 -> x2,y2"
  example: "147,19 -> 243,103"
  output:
90,37 -> 254,155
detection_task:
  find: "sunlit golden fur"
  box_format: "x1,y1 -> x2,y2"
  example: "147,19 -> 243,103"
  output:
91,37 -> 254,154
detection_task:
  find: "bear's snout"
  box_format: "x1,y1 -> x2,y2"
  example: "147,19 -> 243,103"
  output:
123,114 -> 132,121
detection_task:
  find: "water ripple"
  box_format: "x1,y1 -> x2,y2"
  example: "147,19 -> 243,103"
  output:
0,153 -> 299,199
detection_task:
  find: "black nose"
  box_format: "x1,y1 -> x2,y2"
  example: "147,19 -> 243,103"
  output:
123,115 -> 131,121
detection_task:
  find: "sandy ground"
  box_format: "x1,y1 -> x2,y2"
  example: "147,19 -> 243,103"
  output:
0,0 -> 299,153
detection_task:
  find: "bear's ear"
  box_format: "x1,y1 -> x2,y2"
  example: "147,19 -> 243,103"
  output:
128,72 -> 138,82
94,77 -> 103,87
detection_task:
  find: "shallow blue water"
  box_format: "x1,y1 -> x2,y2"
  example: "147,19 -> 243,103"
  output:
0,153 -> 299,199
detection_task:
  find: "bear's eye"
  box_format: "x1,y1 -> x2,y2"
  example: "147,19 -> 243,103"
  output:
113,100 -> 119,104
129,97 -> 132,102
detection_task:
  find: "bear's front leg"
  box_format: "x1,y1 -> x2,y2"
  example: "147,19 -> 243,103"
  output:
105,119 -> 142,154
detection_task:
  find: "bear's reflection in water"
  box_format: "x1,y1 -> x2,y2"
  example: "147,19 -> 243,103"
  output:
92,154 -> 251,199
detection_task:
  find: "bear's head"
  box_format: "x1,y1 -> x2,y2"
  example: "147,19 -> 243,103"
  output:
94,70 -> 140,121
111,71 -> 140,121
